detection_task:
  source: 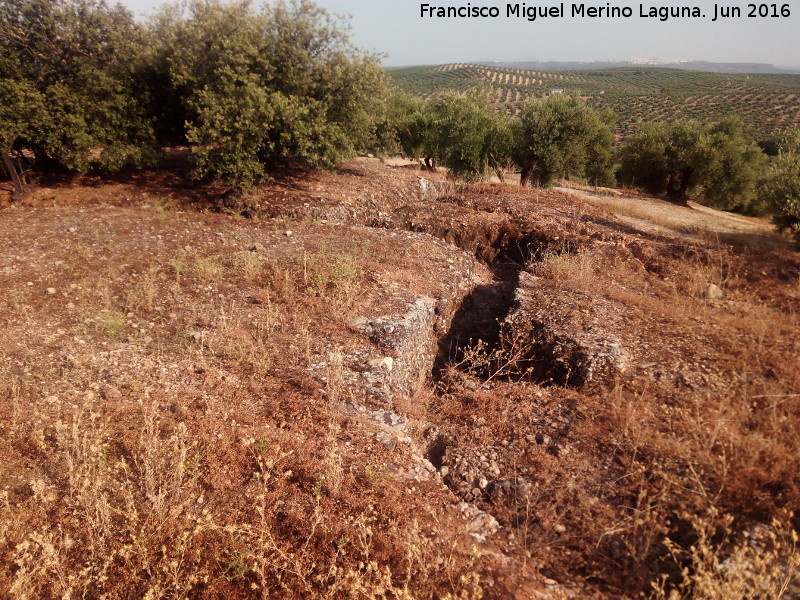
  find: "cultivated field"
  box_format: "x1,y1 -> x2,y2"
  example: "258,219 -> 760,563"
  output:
390,63 -> 800,140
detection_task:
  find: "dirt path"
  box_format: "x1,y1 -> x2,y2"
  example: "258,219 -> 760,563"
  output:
555,183 -> 788,247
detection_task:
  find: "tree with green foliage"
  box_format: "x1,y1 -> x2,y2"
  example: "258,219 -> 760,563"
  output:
425,90 -> 512,182
616,123 -> 671,194
0,0 -> 156,183
512,94 -> 614,187
584,108 -> 619,187
661,121 -> 705,201
618,118 -> 762,208
618,120 -> 707,202
700,118 -> 764,212
378,92 -> 430,164
759,129 -> 800,240
0,80 -> 34,196
157,0 -> 390,190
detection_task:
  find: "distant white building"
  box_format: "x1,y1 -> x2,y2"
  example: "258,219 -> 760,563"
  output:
551,88 -> 564,94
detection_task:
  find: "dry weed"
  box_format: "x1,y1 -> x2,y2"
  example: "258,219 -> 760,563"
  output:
6,399 -> 210,599
532,248 -> 598,284
124,265 -> 164,312
652,509 -> 799,600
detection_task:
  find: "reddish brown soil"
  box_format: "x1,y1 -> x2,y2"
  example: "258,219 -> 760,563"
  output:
1,159 -> 798,599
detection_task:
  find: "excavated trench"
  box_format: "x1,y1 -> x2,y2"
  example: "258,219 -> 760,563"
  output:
264,173 -> 592,390
360,201 -> 607,520
275,175 -> 606,529
266,174 -> 653,593
355,190 -> 603,394
263,171 -> 708,595
397,220 -> 583,388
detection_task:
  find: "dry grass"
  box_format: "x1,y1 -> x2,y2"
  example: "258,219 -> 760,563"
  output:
532,248 -> 599,284
0,202 -> 491,599
5,399 -> 204,600
559,185 -> 788,249
652,509 -> 799,600
1,369 -> 488,600
2,160 -> 798,599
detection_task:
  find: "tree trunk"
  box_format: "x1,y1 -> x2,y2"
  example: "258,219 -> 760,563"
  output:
2,153 -> 25,199
519,157 -> 537,187
488,152 -> 505,182
666,167 -> 692,204
665,170 -> 680,198
424,156 -> 436,172
678,166 -> 694,201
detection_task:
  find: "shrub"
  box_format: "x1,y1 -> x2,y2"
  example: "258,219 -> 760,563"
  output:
0,0 -> 156,173
512,94 -> 614,187
759,129 -> 800,240
158,0 -> 390,190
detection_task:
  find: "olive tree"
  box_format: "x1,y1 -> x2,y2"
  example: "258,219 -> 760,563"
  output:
618,118 -> 761,207
0,0 -> 155,179
700,118 -> 764,211
377,92 -> 430,165
425,90 -> 512,182
619,120 -> 710,202
759,129 -> 800,240
512,94 -> 614,187
159,0 -> 390,190
584,107 -> 619,187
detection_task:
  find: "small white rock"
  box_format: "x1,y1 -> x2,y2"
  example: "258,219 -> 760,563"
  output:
705,283 -> 724,300
284,230 -> 293,236
367,356 -> 394,371
45,287 -> 56,295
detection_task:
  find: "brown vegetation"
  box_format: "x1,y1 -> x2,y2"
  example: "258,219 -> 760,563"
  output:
1,158 -> 798,598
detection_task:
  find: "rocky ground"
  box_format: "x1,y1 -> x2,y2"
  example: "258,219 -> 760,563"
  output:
1,159 -> 798,599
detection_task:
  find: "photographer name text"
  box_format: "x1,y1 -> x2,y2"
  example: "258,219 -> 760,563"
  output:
420,3 -> 792,21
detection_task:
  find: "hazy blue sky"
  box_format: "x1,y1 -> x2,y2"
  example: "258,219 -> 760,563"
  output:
120,0 -> 800,68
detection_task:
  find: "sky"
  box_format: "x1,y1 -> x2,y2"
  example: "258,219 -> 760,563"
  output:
119,0 -> 800,68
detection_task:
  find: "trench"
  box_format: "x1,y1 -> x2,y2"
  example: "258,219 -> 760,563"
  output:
407,222 -> 582,388
366,205 -> 598,505
344,186 -> 673,595
264,176 -> 586,390
366,198 -> 595,391
346,183 -> 697,596
429,228 -> 534,381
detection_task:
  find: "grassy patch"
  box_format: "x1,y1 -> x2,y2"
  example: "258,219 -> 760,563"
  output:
94,309 -> 126,338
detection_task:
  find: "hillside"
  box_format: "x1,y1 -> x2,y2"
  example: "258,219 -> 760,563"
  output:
389,63 -> 800,140
1,160 -> 799,598
484,60 -> 800,75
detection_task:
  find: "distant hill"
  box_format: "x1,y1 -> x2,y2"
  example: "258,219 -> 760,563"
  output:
389,63 -> 800,140
482,60 -> 800,75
